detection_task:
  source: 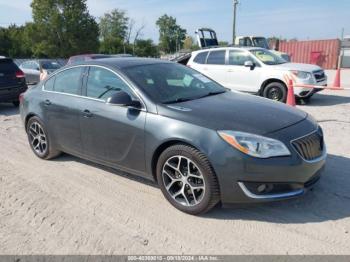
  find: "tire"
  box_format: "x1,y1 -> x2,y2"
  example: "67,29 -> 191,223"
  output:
263,82 -> 287,103
156,144 -> 220,215
13,101 -> 19,107
26,116 -> 61,160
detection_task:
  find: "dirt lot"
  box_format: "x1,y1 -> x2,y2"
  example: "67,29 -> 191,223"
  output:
1,89 -> 350,255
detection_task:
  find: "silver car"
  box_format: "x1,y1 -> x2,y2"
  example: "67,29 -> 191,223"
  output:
20,60 -> 62,84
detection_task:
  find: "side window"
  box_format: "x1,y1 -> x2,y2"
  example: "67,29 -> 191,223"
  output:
193,52 -> 208,64
207,50 -> 226,65
44,76 -> 55,91
54,67 -> 84,95
21,62 -> 30,69
86,67 -> 134,101
229,50 -> 255,66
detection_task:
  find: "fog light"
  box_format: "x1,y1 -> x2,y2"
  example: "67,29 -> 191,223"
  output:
257,184 -> 267,193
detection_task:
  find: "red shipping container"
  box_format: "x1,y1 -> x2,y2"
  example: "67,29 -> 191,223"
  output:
279,39 -> 340,69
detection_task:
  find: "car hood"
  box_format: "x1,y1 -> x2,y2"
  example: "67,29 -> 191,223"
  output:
157,92 -> 308,135
271,62 -> 323,72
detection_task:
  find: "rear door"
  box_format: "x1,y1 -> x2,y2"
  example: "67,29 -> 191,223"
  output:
200,50 -> 227,86
42,66 -> 86,155
79,66 -> 146,174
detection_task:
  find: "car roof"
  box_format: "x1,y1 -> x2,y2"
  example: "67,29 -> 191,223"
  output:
192,46 -> 266,53
76,57 -> 173,69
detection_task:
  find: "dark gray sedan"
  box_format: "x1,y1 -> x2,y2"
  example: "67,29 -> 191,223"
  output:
20,58 -> 326,215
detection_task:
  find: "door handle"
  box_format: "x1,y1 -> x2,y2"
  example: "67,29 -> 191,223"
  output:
227,69 -> 234,73
83,109 -> 93,118
44,99 -> 51,106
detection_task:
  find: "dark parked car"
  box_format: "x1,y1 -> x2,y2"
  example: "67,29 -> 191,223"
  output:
0,57 -> 27,107
20,58 -> 326,214
67,54 -> 132,65
19,60 -> 62,84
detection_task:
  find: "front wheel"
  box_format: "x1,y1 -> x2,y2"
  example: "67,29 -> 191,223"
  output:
263,82 -> 287,102
156,144 -> 220,215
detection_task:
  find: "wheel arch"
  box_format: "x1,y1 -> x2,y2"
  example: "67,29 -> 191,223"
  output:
24,113 -> 39,130
151,139 -> 201,183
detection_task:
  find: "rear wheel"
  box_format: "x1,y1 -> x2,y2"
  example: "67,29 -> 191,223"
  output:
26,116 -> 61,160
263,82 -> 287,102
156,144 -> 220,215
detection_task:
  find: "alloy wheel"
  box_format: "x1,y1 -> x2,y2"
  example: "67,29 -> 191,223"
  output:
28,121 -> 47,155
162,156 -> 205,207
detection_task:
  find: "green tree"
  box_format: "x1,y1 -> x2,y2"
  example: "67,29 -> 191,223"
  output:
31,0 -> 99,57
156,14 -> 186,53
134,39 -> 159,57
99,9 -> 130,54
0,24 -> 33,58
0,27 -> 12,56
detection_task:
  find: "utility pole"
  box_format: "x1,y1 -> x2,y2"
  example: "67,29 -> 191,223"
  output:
232,0 -> 239,44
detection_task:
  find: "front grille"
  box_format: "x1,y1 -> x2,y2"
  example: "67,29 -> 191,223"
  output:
292,130 -> 324,161
313,70 -> 326,82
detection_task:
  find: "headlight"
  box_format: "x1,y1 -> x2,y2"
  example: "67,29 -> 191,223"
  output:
290,70 -> 312,80
218,131 -> 291,158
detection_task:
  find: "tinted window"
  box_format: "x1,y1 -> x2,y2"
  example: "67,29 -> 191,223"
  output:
54,67 -> 84,95
193,52 -> 208,64
207,51 -> 226,65
124,63 -> 226,104
86,67 -> 134,101
0,59 -> 18,72
44,76 -> 55,91
229,50 -> 255,66
41,61 -> 61,70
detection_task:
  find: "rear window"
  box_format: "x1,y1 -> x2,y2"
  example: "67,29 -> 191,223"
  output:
207,51 -> 226,65
193,52 -> 208,64
0,59 -> 19,72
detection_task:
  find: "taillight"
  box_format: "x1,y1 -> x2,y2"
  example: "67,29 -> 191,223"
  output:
16,70 -> 25,78
19,93 -> 25,104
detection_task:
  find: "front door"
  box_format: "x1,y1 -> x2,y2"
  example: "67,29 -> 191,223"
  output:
226,50 -> 262,93
79,66 -> 146,174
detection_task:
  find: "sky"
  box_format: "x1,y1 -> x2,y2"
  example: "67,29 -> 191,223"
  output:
0,0 -> 349,43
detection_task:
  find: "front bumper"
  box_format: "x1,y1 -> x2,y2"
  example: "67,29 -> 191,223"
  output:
208,118 -> 326,204
294,79 -> 327,98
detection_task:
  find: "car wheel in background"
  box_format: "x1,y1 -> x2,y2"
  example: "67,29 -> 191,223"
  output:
156,144 -> 220,215
26,116 -> 61,160
263,82 -> 287,103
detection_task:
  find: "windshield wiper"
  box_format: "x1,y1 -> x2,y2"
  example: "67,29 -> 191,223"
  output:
198,90 -> 226,99
163,97 -> 194,104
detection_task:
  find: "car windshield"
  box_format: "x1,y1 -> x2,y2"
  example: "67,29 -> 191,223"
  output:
250,49 -> 287,65
124,63 -> 226,104
252,37 -> 270,49
41,61 -> 61,70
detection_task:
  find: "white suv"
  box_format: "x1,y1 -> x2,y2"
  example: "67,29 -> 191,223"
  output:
187,47 -> 327,102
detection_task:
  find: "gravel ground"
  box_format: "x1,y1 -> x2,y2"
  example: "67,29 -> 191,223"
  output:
0,89 -> 350,255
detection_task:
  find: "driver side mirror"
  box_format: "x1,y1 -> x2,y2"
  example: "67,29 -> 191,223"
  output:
244,61 -> 255,70
107,91 -> 141,109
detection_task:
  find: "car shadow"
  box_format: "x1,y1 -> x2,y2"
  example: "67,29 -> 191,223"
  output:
299,92 -> 350,107
0,103 -> 19,117
55,152 -> 350,223
204,154 -> 350,223
55,153 -> 159,189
